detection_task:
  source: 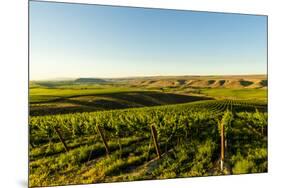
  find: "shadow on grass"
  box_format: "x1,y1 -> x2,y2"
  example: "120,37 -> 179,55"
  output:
30,91 -> 213,116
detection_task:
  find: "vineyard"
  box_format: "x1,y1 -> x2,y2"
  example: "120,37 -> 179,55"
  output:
29,99 -> 267,187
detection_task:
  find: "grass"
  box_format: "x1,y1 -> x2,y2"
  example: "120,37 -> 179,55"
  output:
30,87 -> 139,103
29,135 -> 151,187
200,88 -> 267,100
30,87 -> 212,116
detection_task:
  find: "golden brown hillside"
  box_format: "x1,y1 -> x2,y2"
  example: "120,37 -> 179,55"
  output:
127,75 -> 267,89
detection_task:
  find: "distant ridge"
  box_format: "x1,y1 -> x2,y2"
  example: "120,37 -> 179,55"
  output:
74,78 -> 107,83
127,75 -> 267,89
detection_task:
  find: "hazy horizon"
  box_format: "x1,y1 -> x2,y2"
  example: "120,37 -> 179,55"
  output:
30,73 -> 267,81
30,1 -> 267,80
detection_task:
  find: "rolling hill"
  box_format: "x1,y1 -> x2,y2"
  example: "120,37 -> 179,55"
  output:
126,75 -> 267,89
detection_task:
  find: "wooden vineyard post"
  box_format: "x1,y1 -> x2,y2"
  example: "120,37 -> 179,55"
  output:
54,126 -> 69,152
146,134 -> 153,162
220,122 -> 225,171
151,124 -> 161,159
97,125 -> 110,155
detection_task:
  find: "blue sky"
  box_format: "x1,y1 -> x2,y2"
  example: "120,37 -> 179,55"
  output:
30,1 -> 267,80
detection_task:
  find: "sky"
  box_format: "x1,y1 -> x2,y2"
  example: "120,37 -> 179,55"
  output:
29,1 -> 267,80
